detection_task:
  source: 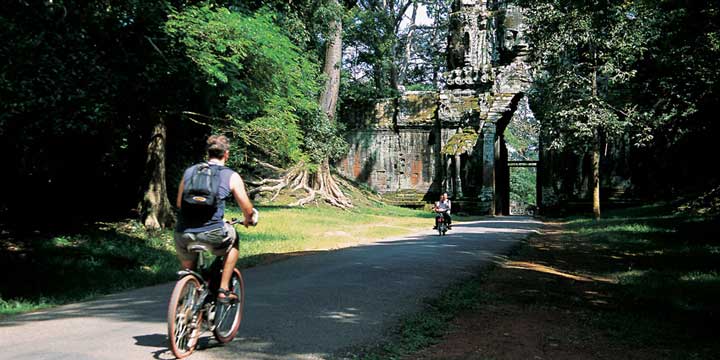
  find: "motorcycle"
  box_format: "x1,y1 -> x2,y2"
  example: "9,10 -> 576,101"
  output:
435,213 -> 448,236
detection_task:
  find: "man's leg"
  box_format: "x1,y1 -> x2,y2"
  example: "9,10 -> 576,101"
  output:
218,223 -> 239,294
175,232 -> 197,270
220,247 -> 238,291
444,213 -> 452,228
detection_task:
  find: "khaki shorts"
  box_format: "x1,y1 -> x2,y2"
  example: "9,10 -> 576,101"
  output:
174,222 -> 238,261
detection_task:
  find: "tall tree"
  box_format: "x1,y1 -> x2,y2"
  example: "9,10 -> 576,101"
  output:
319,0 -> 343,121
343,0 -> 414,98
140,116 -> 175,229
309,0 -> 353,208
520,0 -> 650,219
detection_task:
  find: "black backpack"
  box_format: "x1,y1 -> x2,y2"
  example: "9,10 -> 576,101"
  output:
182,163 -> 225,211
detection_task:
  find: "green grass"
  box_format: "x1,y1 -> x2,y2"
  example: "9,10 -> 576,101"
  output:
1,203 -> 433,317
556,204 -> 720,357
228,204 -> 433,267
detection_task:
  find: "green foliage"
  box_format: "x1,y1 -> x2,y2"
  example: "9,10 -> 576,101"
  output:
522,0 -> 720,194
341,0 -> 452,106
166,6 -> 325,165
520,0 -> 650,151
631,1 -> 720,145
510,167 -> 536,205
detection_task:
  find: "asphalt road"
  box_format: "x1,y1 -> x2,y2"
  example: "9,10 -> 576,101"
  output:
0,217 -> 542,360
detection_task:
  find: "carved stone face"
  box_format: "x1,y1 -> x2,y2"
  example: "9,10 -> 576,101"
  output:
502,5 -> 527,52
504,29 -> 518,51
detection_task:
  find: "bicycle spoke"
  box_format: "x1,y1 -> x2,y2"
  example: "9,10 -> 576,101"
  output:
215,304 -> 233,331
174,283 -> 198,351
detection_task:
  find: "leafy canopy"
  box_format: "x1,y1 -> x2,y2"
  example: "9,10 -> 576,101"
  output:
166,5 -> 341,165
520,0 -> 650,150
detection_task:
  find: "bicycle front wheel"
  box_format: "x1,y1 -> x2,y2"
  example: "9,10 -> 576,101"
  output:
168,275 -> 203,358
213,268 -> 244,343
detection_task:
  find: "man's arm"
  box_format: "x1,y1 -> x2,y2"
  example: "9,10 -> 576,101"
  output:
176,176 -> 185,209
230,172 -> 255,227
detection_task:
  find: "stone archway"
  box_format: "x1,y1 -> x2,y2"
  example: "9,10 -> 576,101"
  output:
482,93 -> 539,215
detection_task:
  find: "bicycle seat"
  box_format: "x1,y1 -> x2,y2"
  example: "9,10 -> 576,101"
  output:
186,242 -> 212,253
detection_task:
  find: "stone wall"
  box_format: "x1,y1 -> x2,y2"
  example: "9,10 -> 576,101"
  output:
337,92 -> 443,200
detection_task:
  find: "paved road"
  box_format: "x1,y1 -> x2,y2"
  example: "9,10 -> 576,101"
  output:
0,217 -> 542,360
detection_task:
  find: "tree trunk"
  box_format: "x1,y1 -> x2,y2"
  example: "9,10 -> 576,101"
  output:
398,1 -> 418,87
141,115 -> 176,229
319,2 -> 342,121
430,1 -> 442,89
591,140 -> 601,220
317,0 -> 352,208
247,3 -> 351,209
591,56 -> 601,220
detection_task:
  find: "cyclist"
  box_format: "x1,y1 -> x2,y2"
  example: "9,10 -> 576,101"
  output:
174,135 -> 255,303
432,192 -> 452,230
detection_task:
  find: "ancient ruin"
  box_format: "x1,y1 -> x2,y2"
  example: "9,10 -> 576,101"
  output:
338,0 -> 535,215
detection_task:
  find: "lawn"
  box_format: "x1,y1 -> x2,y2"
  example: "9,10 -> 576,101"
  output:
0,203 -> 433,316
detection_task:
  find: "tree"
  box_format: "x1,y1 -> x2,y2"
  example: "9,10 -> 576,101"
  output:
308,0 -> 353,208
141,116 -> 175,229
166,4 -> 351,207
520,0 -> 650,219
400,0 -> 452,89
0,0 -> 193,228
343,0 -> 416,99
628,1 -> 720,194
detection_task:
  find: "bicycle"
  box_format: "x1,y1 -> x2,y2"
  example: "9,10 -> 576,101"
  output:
167,216 -> 254,358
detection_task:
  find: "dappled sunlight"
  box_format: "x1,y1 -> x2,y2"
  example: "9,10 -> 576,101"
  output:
421,243 -> 459,248
501,261 -> 617,283
680,271 -> 720,283
318,308 -> 362,324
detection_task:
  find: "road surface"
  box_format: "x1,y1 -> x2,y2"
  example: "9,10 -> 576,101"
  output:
0,217 -> 542,360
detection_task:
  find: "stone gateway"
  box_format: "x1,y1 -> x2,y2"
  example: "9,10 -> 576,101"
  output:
339,0 -> 535,215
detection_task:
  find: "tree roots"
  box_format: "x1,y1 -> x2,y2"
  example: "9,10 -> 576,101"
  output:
247,160 -> 353,209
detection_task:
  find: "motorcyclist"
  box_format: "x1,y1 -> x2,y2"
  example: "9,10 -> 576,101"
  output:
432,192 -> 452,230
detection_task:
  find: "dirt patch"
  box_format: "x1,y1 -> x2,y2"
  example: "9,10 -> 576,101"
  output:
413,304 -> 660,360
410,222 -> 717,360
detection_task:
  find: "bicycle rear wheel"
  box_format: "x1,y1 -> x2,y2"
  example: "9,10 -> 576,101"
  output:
168,276 -> 203,358
213,268 -> 244,343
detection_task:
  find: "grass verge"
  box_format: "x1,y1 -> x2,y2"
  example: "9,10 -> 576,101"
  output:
0,203 -> 433,317
344,204 -> 720,360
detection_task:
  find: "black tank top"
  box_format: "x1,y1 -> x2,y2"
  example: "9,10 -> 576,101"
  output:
176,163 -> 236,233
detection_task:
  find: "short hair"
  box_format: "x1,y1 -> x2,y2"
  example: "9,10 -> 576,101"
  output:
206,135 -> 230,159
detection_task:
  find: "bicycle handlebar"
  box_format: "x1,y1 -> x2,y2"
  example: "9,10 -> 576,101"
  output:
228,208 -> 259,226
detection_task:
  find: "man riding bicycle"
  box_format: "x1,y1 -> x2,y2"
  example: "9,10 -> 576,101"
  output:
432,192 -> 452,230
174,135 -> 255,303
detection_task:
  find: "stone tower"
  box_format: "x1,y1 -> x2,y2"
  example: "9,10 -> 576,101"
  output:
440,0 -> 533,214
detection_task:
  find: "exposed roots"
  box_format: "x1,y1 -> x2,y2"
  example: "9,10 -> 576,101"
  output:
248,160 -> 352,209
